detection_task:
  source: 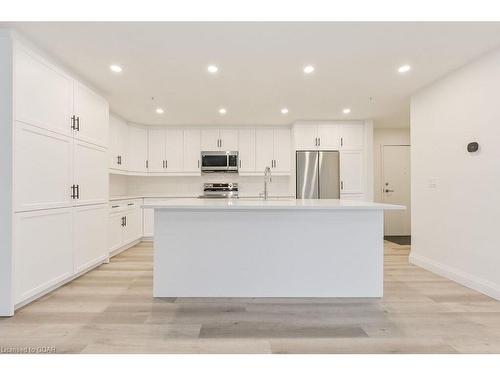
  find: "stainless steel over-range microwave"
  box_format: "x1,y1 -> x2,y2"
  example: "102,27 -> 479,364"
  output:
201,151 -> 239,173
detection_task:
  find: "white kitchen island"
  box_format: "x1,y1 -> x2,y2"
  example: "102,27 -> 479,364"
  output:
143,198 -> 404,298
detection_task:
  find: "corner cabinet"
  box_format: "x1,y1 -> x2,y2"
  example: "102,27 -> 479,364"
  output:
108,199 -> 143,255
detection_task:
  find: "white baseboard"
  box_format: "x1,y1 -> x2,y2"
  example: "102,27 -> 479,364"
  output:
109,239 -> 142,258
409,252 -> 500,301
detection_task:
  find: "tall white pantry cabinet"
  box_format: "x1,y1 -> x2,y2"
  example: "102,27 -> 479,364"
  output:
11,39 -> 109,308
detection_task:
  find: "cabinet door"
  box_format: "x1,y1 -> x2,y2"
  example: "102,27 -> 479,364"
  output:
123,208 -> 142,244
14,123 -> 74,212
255,128 -> 274,172
340,123 -> 364,150
14,47 -> 73,137
74,140 -> 108,206
238,128 -> 256,173
340,151 -> 364,194
201,128 -> 220,150
109,211 -> 124,253
293,125 -> 317,150
219,128 -> 238,150
143,208 -> 154,238
14,208 -> 73,304
73,81 -> 109,148
183,129 -> 201,173
147,128 -> 166,173
317,125 -> 340,150
109,115 -> 128,170
128,125 -> 148,173
165,129 -> 184,172
273,128 -> 291,173
74,204 -> 107,273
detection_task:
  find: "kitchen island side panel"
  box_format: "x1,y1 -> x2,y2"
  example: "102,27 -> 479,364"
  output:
153,208 -> 383,297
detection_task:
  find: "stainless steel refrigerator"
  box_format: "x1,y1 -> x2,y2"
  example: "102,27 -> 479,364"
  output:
296,151 -> 340,199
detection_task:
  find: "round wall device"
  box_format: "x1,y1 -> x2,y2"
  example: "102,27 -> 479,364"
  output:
467,142 -> 479,153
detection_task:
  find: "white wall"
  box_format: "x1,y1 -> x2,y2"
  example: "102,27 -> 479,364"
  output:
0,30 -> 14,316
373,128 -> 410,203
410,48 -> 500,300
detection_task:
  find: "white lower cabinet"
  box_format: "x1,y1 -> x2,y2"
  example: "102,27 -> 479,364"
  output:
108,199 -> 143,254
14,208 -> 74,304
14,204 -> 107,305
73,204 -> 108,273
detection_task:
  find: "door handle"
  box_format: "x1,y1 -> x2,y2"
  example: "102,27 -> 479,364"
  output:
385,189 -> 394,193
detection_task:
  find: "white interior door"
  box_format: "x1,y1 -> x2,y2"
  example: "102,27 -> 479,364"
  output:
382,145 -> 411,236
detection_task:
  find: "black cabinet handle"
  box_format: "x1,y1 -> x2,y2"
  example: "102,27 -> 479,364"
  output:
124,216 -> 127,226
165,160 -> 168,169
76,116 -> 80,131
71,116 -> 76,130
341,137 -> 343,147
70,185 -> 76,199
146,160 -> 148,168
341,181 -> 344,190
111,205 -> 119,208
76,184 -> 80,199
127,203 -> 134,206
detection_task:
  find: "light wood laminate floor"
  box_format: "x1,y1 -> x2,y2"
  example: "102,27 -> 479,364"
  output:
2,241 -> 500,354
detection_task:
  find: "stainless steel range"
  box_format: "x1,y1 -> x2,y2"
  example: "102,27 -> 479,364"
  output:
200,183 -> 239,199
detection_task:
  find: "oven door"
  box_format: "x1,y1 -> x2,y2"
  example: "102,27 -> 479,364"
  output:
201,152 -> 229,172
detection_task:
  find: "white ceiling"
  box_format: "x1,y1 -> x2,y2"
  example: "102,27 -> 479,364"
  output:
5,22 -> 500,128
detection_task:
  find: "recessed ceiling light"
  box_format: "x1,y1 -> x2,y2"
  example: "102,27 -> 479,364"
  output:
207,65 -> 219,74
281,108 -> 289,114
343,108 -> 351,114
109,64 -> 122,73
398,64 -> 411,74
155,108 -> 164,114
303,65 -> 315,74
219,108 -> 227,115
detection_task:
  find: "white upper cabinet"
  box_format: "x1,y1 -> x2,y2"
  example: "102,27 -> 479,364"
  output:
317,125 -> 340,150
128,125 -> 148,173
73,140 -> 108,206
165,129 -> 184,172
200,128 -> 220,150
14,46 -> 73,137
339,123 -> 364,150
109,115 -> 128,171
201,128 -> 238,151
255,128 -> 274,171
273,128 -> 292,173
147,128 -> 166,173
340,150 -> 364,194
183,129 -> 201,173
219,128 -> 238,150
255,127 -> 291,174
294,125 -> 317,150
14,123 -> 74,212
73,81 -> 109,148
294,123 -> 340,150
238,128 -> 256,174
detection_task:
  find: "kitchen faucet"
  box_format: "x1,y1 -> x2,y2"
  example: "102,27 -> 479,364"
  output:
263,166 -> 272,200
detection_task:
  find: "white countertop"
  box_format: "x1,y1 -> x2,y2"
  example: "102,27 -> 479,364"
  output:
142,198 -> 405,211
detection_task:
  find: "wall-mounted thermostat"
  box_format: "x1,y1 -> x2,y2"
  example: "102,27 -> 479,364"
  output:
467,142 -> 479,153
